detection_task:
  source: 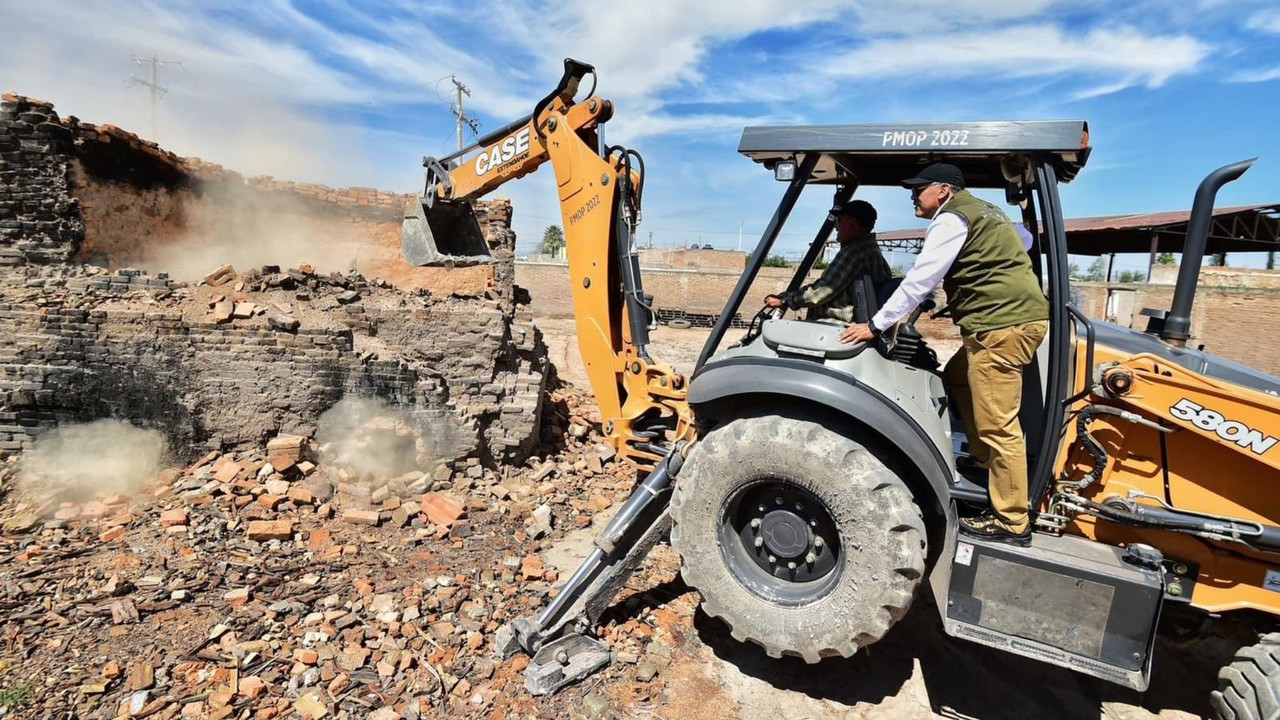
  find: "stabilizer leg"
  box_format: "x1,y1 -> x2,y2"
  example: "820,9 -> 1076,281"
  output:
495,448 -> 683,695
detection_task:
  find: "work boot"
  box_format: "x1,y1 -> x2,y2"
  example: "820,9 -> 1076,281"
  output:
959,512 -> 1030,547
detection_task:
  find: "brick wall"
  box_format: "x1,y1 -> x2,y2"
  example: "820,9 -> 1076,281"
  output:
0,92 -> 509,292
517,260 -> 1277,376
0,95 -> 83,265
636,247 -> 747,270
0,94 -> 547,467
0,263 -> 546,465
517,261 -> 800,317
1074,281 -> 1280,375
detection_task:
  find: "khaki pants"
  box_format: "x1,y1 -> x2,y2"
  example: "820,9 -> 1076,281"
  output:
943,320 -> 1048,533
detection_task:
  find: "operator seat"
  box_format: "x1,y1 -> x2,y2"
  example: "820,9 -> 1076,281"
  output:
875,277 -> 903,308
801,275 -> 901,324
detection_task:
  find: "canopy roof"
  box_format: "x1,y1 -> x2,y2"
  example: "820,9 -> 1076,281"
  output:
738,120 -> 1091,186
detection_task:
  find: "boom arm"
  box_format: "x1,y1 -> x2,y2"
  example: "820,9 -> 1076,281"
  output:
405,59 -> 693,468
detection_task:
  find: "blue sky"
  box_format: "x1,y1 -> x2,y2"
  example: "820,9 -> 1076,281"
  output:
4,0 -> 1280,276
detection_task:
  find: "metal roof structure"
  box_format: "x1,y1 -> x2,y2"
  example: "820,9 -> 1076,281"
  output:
738,120 -> 1091,186
875,203 -> 1280,256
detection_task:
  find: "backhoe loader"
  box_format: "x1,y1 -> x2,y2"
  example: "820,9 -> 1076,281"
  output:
405,59 -> 1280,719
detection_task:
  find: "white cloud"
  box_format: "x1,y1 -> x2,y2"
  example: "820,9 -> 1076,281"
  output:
1248,9 -> 1280,34
847,0 -> 1076,33
823,24 -> 1209,91
1229,66 -> 1280,84
0,0 -> 1243,258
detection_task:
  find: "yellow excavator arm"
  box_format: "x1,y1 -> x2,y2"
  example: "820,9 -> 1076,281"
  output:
402,59 -> 693,468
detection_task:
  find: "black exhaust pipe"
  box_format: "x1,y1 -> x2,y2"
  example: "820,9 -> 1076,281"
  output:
1161,158 -> 1257,345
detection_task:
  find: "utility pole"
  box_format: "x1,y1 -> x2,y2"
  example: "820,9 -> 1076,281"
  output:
450,76 -> 480,151
127,53 -> 183,142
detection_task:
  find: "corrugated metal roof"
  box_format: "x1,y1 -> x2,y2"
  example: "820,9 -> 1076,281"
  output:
877,203 -> 1280,255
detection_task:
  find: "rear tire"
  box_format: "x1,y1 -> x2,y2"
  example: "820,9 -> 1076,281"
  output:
670,409 -> 927,663
1212,633 -> 1280,720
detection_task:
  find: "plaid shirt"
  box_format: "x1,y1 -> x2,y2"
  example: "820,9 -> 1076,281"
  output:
782,233 -> 892,322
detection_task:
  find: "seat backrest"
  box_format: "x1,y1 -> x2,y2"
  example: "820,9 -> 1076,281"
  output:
875,277 -> 903,307
853,276 -> 876,324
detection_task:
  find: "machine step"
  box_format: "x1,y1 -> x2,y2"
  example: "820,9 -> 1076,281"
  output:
942,530 -> 1165,690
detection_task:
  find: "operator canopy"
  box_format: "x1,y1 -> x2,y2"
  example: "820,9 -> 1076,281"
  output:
738,120 -> 1091,188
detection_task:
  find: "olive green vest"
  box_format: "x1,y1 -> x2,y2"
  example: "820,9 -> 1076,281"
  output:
938,190 -> 1048,334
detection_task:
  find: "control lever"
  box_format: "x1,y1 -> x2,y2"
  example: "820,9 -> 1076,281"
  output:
890,298 -> 941,370
908,298 -> 937,326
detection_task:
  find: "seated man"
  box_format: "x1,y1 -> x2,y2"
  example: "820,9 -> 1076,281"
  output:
765,200 -> 891,322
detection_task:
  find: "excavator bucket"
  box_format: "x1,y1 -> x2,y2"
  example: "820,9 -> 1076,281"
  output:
400,195 -> 494,267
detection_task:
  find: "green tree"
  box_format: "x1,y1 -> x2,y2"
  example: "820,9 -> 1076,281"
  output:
1077,257 -> 1107,282
812,256 -> 830,270
540,225 -> 565,256
763,255 -> 791,268
1156,252 -> 1175,265
1116,270 -> 1146,283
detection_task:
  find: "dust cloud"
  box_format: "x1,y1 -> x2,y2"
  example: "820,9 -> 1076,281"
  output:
315,397 -> 430,482
20,420 -> 168,501
137,186 -> 371,280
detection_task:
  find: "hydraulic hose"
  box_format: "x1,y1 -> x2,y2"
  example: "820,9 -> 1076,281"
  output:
1073,496 -> 1280,555
1060,405 -> 1172,490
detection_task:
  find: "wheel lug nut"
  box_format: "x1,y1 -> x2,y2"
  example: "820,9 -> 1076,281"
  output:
768,555 -> 777,564
774,497 -> 783,505
788,561 -> 797,570
750,518 -> 761,529
814,537 -> 824,548
758,505 -> 766,512
810,520 -> 817,527
805,553 -> 816,564
795,502 -> 804,511
754,537 -> 764,548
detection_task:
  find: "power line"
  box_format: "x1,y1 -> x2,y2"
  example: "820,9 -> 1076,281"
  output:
127,53 -> 183,142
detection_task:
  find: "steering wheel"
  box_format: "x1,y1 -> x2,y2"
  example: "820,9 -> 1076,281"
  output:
733,303 -> 784,348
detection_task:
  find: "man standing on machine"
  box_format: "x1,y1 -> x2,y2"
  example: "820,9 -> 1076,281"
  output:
839,163 -> 1047,546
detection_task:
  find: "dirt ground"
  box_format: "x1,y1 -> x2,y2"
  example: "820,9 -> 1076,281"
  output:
535,316 -> 1227,720
0,313 -> 1236,719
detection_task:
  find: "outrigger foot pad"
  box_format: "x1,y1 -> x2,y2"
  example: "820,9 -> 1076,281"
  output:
524,633 -> 613,696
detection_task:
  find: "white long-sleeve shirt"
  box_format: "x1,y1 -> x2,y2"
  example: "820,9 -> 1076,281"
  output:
870,201 -> 1032,332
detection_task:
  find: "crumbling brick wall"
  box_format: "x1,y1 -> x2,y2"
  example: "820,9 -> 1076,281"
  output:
0,94 -> 547,466
0,271 -> 544,463
0,96 -> 84,265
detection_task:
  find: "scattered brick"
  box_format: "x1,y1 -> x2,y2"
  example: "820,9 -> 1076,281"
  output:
420,493 -> 465,528
246,519 -> 294,541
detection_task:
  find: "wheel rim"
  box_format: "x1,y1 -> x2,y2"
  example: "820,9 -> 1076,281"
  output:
719,478 -> 842,607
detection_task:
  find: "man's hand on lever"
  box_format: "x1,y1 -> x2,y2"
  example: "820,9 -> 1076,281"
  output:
764,295 -> 785,309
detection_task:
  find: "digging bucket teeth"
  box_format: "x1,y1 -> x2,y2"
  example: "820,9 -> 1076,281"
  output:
400,195 -> 494,267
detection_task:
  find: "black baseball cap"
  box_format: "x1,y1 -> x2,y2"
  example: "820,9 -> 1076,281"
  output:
901,162 -> 965,189
834,199 -> 877,229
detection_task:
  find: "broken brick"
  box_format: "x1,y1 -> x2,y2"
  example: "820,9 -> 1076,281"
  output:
159,508 -> 187,527
420,493 -> 465,528
203,264 -> 237,287
521,555 -> 545,581
342,509 -> 381,526
246,519 -> 294,542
